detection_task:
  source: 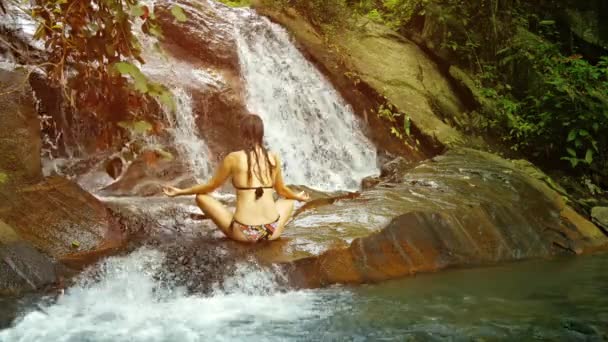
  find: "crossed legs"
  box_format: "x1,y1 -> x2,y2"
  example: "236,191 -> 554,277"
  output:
194,194 -> 295,242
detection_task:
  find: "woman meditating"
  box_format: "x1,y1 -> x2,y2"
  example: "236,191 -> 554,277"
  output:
162,114 -> 310,243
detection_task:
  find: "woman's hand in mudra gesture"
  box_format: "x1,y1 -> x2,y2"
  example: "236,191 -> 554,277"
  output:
162,185 -> 183,197
297,191 -> 311,202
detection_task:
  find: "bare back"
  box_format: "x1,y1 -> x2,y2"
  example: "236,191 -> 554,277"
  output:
231,150 -> 280,225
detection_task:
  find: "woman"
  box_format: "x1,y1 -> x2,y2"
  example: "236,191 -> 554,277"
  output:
162,114 -> 310,243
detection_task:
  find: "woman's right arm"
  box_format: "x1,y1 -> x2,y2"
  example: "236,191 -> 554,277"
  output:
274,154 -> 309,202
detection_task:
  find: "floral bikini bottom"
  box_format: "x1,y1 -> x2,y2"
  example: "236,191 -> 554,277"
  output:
230,217 -> 280,242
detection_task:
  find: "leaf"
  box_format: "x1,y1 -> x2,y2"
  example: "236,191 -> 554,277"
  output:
567,129 -> 577,142
171,5 -> 187,22
539,20 -> 555,25
71,240 -> 80,248
585,149 -> 594,164
131,5 -> 145,17
155,148 -> 174,161
566,148 -> 576,157
578,129 -> 589,137
0,172 -> 7,185
118,120 -> 153,135
404,116 -> 411,136
158,90 -> 176,112
114,62 -> 149,93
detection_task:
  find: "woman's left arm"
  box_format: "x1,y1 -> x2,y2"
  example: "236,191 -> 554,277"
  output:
163,153 -> 234,197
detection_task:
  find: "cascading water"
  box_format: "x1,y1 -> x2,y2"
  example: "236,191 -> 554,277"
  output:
233,11 -> 378,191
0,249 -> 339,342
160,87 -> 212,180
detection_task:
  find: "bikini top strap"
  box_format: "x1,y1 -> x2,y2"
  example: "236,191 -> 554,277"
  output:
233,185 -> 274,190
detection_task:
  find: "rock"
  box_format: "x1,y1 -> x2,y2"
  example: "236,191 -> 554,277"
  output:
0,177 -> 127,269
591,207 -> 608,233
380,156 -> 415,179
105,156 -> 124,180
0,68 -> 42,186
156,0 -> 240,70
272,148 -> 608,287
361,157 -> 414,189
100,150 -> 197,197
361,176 -> 381,190
254,2 -> 467,151
1,220 -> 59,295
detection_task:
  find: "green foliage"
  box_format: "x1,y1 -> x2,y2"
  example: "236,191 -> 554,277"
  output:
28,0 -> 185,115
377,103 -> 417,149
170,5 -> 188,21
0,172 -> 7,185
217,0 -> 250,7
117,120 -> 153,135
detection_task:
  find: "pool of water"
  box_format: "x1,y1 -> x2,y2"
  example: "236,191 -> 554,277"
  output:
2,251 -> 607,341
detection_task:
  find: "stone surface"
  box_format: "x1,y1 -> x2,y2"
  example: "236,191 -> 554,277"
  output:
100,150 -> 197,197
254,2 -> 467,151
591,207 -> 608,232
0,68 -> 42,187
0,220 -> 59,295
0,177 -> 127,269
269,148 -> 608,287
156,0 -> 240,70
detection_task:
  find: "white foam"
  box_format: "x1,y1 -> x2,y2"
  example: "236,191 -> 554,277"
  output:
0,249 -> 329,342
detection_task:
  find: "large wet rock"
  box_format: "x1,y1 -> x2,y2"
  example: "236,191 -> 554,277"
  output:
0,220 -> 59,295
156,0 -> 239,70
0,177 -> 127,269
99,150 -> 197,196
253,2 -> 466,151
269,149 -> 608,287
0,68 -> 42,186
592,207 -> 608,233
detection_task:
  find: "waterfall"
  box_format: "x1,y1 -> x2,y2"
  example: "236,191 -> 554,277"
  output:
160,87 -> 212,181
233,11 -> 378,191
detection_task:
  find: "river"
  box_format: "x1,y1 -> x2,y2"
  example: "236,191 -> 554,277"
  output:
1,252 -> 607,341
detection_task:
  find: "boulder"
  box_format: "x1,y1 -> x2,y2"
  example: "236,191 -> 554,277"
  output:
156,0 -> 240,70
591,207 -> 608,233
272,148 -> 608,287
100,150 -> 197,197
1,220 -> 59,295
0,177 -> 127,268
0,68 -> 42,186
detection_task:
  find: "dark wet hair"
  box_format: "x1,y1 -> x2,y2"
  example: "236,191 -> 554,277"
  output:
240,114 -> 274,186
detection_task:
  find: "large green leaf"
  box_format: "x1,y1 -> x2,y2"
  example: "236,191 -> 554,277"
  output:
171,5 -> 187,22
114,62 -> 149,93
585,149 -> 594,164
118,120 -> 153,135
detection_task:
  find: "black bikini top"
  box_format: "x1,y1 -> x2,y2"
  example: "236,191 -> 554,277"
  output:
233,183 -> 274,200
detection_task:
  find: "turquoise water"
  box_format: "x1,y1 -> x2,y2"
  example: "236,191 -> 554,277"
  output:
2,251 -> 607,341
317,253 -> 608,341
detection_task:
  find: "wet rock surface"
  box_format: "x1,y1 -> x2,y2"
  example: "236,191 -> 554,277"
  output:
0,68 -> 42,186
277,149 -> 608,287
591,207 -> 608,233
0,221 -> 59,296
0,177 -> 127,268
